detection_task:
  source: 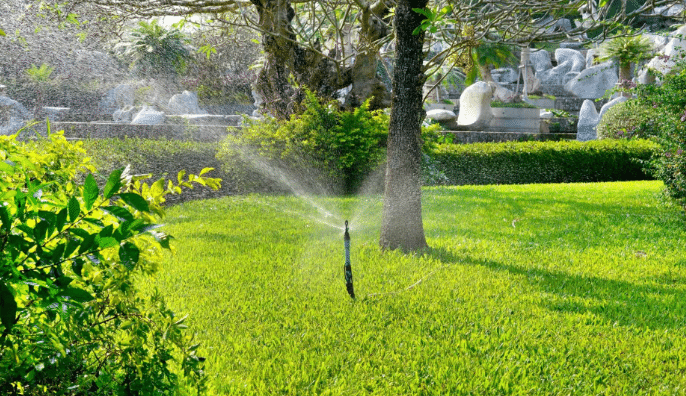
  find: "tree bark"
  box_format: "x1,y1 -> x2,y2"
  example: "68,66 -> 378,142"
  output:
379,0 -> 428,251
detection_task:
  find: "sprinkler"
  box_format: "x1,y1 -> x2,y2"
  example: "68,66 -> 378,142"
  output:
343,220 -> 355,299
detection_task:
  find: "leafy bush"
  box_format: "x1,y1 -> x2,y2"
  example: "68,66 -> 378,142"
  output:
217,91 -> 389,194
429,139 -> 658,185
115,19 -> 192,78
632,61 -> 686,209
596,99 -> 657,139
0,127 -> 220,394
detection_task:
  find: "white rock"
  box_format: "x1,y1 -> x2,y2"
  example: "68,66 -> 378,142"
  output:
99,83 -> 135,114
585,48 -> 598,69
457,81 -> 493,129
168,91 -> 206,115
564,61 -> 618,99
113,106 -> 137,123
577,99 -> 599,141
131,106 -> 166,125
530,49 -> 553,73
598,96 -> 628,122
663,25 -> 686,58
538,48 -> 586,84
426,109 -> 456,121
645,33 -> 670,52
492,67 -> 518,84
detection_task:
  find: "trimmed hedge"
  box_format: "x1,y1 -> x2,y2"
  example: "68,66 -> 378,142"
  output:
430,139 -> 659,185
81,138 -> 233,202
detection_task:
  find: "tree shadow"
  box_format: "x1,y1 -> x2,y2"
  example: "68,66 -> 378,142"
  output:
427,246 -> 686,330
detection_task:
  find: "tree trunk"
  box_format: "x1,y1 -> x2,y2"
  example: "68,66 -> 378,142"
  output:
379,0 -> 428,251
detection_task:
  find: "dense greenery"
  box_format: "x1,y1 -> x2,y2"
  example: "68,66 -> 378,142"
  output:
80,138 -> 232,202
150,181 -> 686,394
596,99 -> 656,139
115,19 -> 192,78
429,139 -> 657,185
217,92 -> 389,194
632,61 -> 686,210
0,128 -> 219,394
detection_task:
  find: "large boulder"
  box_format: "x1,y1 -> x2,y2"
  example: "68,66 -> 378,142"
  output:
564,61 -> 618,99
113,106 -> 138,123
577,99 -> 600,141
131,105 -> 166,125
530,49 -> 553,74
663,25 -> 686,58
457,81 -> 493,129
168,91 -> 206,115
0,95 -> 31,135
426,109 -> 457,129
538,48 -> 586,85
598,96 -> 629,123
99,83 -> 135,114
491,67 -> 518,84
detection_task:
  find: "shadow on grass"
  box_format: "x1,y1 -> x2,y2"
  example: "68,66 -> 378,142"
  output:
427,246 -> 686,330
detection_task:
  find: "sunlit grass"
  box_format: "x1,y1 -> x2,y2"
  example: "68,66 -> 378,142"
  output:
150,181 -> 686,395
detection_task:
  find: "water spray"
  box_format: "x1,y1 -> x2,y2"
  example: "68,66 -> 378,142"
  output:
343,220 -> 355,299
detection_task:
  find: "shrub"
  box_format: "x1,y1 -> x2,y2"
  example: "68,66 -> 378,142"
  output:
217,91 -> 389,194
596,99 -> 657,139
632,61 -> 686,209
0,127 -> 220,394
428,139 -> 658,185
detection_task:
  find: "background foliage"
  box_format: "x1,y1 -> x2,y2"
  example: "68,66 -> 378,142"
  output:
429,139 -> 658,185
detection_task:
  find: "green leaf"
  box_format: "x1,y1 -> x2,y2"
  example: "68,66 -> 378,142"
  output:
96,236 -> 118,249
118,193 -> 150,213
0,29 -> 6,37
83,174 -> 98,210
119,242 -> 140,270
103,168 -> 123,199
61,287 -> 94,303
0,205 -> 10,233
0,282 -> 17,333
68,196 -> 80,222
55,208 -> 67,232
103,206 -> 134,222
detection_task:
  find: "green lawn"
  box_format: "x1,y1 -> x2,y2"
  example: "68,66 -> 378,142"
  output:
150,181 -> 686,395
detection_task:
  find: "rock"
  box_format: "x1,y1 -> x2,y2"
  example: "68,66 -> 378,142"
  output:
538,48 -> 586,85
546,18 -> 573,34
598,96 -> 628,122
530,49 -> 553,73
0,95 -> 31,119
98,83 -> 135,114
168,91 -> 206,115
457,81 -> 493,129
655,4 -> 685,17
42,107 -> 70,122
492,67 -> 518,84
645,33 -> 670,52
664,25 -> 686,58
113,106 -> 138,123
577,99 -> 600,141
131,106 -> 166,125
564,61 -> 618,99
489,82 -> 519,103
426,109 -> 457,129
585,48 -> 598,69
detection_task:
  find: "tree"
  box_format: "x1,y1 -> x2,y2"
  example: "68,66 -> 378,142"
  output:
44,0 -> 686,251
379,0 -> 429,250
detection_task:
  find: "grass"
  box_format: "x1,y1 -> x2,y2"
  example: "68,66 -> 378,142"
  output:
150,181 -> 686,395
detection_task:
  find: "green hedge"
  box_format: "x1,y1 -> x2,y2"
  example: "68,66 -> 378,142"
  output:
81,138 -> 232,202
429,139 -> 659,185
